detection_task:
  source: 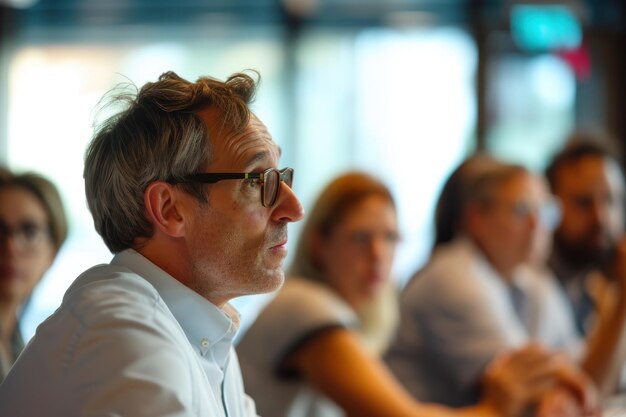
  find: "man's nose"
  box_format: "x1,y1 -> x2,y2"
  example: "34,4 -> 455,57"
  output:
272,182 -> 305,223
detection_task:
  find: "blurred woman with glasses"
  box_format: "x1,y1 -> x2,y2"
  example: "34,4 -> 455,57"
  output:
237,171 -> 594,417
0,168 -> 67,381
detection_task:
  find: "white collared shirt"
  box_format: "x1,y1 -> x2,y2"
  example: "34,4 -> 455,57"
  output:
0,249 -> 258,417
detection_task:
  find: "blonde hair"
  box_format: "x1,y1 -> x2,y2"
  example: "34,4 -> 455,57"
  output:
289,171 -> 399,355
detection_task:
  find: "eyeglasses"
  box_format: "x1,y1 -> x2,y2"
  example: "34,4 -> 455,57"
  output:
502,197 -> 562,231
171,167 -> 294,208
0,221 -> 51,254
537,198 -> 562,231
346,230 -> 401,250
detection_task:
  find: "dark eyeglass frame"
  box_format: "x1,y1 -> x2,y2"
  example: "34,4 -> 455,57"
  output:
0,221 -> 51,253
170,167 -> 294,208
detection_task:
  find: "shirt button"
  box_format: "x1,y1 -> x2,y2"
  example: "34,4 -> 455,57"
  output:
200,338 -> 209,348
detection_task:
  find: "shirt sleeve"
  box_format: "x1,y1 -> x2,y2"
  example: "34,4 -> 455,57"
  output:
63,281 -> 208,416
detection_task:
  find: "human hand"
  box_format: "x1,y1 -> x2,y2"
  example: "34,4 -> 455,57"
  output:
548,351 -> 599,415
607,236 -> 626,297
480,344 -> 598,417
481,344 -> 558,417
536,387 -> 600,417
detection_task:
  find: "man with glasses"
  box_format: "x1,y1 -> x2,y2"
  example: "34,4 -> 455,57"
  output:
386,157 -> 597,414
0,71 -> 304,416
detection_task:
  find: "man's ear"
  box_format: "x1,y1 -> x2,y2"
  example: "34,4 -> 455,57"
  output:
144,181 -> 186,238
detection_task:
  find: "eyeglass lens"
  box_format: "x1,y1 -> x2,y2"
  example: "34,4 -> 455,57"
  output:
0,221 -> 50,252
263,168 -> 293,207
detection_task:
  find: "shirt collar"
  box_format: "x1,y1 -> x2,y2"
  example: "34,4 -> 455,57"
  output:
455,236 -> 529,288
111,249 -> 240,355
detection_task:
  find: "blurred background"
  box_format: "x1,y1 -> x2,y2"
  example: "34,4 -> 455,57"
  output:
1,0 -> 624,339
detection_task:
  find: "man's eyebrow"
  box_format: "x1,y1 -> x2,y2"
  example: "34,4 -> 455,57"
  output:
246,151 -> 271,168
245,146 -> 281,168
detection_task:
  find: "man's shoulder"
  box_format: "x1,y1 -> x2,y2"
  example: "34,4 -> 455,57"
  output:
60,263 -> 165,325
404,240 -> 479,295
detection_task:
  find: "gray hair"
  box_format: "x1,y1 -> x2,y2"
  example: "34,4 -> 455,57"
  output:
469,163 -> 529,207
433,154 -> 528,250
84,71 -> 258,253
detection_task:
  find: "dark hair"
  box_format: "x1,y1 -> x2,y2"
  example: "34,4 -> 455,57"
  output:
84,71 -> 259,253
546,131 -> 623,192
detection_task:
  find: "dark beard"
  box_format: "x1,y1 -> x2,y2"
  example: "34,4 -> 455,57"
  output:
552,232 -> 616,271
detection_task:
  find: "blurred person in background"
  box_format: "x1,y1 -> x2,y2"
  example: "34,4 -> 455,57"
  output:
546,134 -> 626,395
0,70 -> 304,416
385,156 -> 599,416
0,167 -> 68,382
238,171 -> 593,417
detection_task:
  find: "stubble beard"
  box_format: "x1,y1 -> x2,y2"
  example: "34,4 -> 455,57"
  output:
188,226 -> 288,304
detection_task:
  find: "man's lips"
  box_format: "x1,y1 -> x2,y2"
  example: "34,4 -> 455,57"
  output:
270,239 -> 288,249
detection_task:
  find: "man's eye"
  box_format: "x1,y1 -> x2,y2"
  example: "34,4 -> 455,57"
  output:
245,179 -> 261,188
512,202 -> 532,217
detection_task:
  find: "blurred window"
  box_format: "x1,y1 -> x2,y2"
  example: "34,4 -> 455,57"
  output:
485,52 -> 576,171
3,24 -> 476,339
